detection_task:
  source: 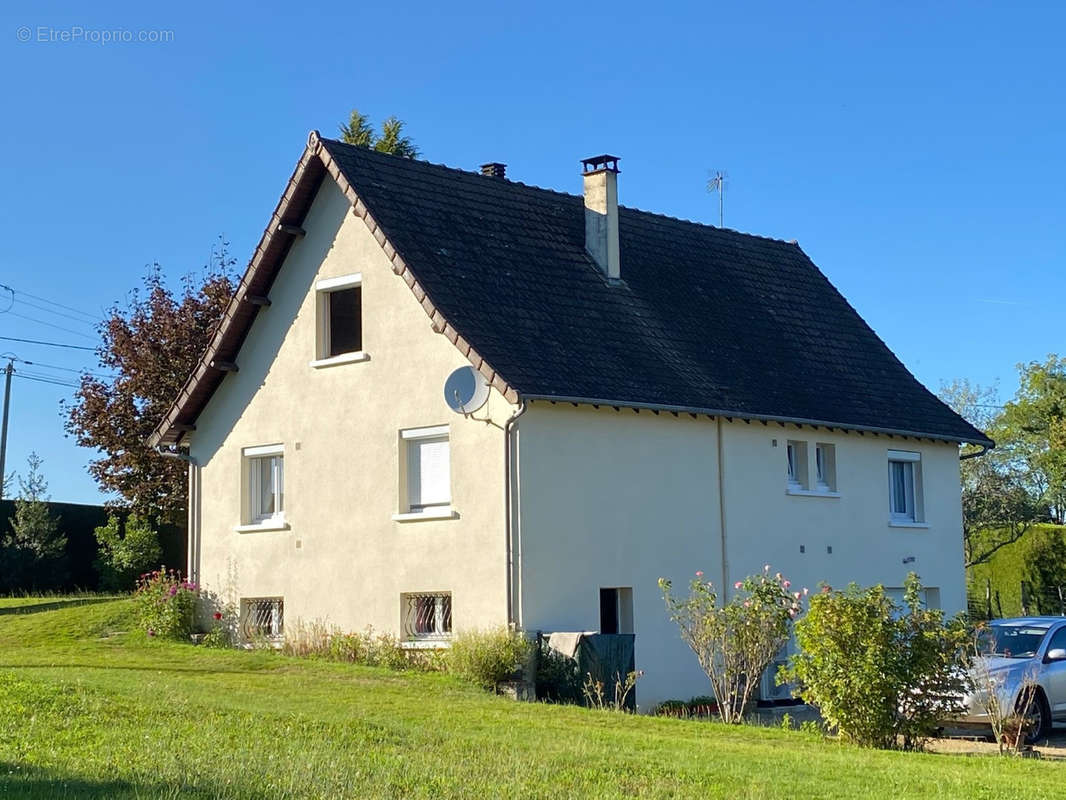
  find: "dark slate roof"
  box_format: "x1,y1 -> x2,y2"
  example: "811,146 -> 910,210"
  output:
318,138 -> 989,445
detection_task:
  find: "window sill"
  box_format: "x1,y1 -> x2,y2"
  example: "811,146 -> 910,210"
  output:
888,520 -> 929,529
309,351 -> 370,369
400,639 -> 452,650
786,488 -> 841,498
391,509 -> 460,523
234,520 -> 290,533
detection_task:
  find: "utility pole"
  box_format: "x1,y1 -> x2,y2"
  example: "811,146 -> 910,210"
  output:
0,359 -> 11,500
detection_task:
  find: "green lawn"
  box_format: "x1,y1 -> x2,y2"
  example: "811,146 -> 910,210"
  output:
0,598 -> 1062,799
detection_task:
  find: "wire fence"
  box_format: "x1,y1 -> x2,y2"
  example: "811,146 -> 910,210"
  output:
967,578 -> 1066,621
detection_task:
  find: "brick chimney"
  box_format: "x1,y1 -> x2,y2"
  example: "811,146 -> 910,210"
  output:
582,155 -> 620,280
480,162 -> 506,178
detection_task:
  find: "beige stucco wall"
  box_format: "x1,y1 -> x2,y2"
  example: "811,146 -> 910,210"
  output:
188,176 -> 514,635
512,404 -> 965,709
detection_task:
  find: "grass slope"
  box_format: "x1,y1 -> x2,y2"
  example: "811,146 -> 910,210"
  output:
0,598 -> 1062,799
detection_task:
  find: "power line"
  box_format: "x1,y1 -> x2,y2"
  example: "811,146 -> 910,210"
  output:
0,335 -> 95,352
15,359 -> 115,379
12,373 -> 77,389
7,312 -> 98,341
12,297 -> 99,327
0,283 -> 99,322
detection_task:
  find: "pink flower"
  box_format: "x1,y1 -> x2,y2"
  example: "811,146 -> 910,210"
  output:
803,587 -> 809,596
775,572 -> 782,580
821,585 -> 831,594
763,564 -> 770,572
734,581 -> 743,589
147,629 -> 155,637
743,601 -> 751,608
783,580 -> 791,588
794,591 -> 801,599
213,612 -> 223,621
695,571 -> 703,578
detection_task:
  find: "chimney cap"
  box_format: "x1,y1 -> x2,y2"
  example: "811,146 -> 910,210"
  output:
480,162 -> 507,178
581,155 -> 620,174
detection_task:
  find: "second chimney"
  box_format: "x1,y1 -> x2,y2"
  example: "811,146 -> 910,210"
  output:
480,162 -> 506,178
582,155 -> 620,281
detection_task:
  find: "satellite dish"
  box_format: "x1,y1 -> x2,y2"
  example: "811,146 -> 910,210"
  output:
444,366 -> 490,414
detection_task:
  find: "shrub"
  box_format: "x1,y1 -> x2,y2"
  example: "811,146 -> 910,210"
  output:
94,513 -> 162,591
446,628 -> 533,690
782,572 -> 969,750
659,566 -> 804,723
133,567 -> 197,640
279,622 -> 417,670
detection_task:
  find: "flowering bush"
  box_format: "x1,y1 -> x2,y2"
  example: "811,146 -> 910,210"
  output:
659,565 -> 804,724
134,567 -> 197,640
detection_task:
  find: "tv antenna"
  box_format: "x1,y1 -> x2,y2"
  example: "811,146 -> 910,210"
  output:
707,170 -> 727,228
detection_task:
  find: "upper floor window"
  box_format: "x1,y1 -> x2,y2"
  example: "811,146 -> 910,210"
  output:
786,440 -> 808,490
312,274 -> 366,368
888,450 -> 923,524
243,444 -> 284,525
815,443 -> 836,492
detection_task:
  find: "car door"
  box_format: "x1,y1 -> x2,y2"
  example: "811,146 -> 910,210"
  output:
1042,625 -> 1066,720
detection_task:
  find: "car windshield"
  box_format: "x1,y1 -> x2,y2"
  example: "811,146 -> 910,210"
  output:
977,624 -> 1051,659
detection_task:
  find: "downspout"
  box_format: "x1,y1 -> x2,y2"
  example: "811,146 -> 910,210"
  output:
504,399 -> 528,628
716,417 -> 729,600
156,445 -> 200,584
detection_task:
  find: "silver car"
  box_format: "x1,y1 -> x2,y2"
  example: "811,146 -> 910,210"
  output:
958,617 -> 1066,740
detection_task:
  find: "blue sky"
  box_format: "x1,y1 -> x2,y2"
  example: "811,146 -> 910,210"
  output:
0,1 -> 1063,503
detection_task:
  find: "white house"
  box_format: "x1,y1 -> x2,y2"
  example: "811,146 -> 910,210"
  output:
150,133 -> 991,709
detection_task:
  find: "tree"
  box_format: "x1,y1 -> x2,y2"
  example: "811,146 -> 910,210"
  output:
64,242 -> 235,520
94,512 -> 163,591
938,378 -> 1045,567
1022,528 -> 1066,615
338,109 -> 420,158
2,453 -> 66,590
993,355 -> 1066,524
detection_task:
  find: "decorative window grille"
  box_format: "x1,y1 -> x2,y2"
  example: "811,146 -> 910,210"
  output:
402,592 -> 452,640
240,597 -> 284,640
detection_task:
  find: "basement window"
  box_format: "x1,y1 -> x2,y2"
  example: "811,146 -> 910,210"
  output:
402,592 -> 452,640
311,273 -> 368,368
240,597 -> 284,641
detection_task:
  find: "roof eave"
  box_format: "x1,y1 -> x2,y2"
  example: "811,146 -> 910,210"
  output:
520,393 -> 995,448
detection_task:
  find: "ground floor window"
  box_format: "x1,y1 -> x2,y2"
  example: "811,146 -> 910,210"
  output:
599,587 -> 634,635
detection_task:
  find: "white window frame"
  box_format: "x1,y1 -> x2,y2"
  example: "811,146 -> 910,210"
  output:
238,444 -> 287,532
814,443 -> 836,493
310,273 -> 369,369
786,440 -> 808,492
393,425 -> 457,522
888,449 -> 925,526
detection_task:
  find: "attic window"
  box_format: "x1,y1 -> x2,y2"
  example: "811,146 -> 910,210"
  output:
311,274 -> 368,368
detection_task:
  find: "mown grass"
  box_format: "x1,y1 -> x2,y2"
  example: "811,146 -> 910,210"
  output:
0,598 -> 1063,798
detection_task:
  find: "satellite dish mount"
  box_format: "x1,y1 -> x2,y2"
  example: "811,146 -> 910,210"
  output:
444,366 -> 490,416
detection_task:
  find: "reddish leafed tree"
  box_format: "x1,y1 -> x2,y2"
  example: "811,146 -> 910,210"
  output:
64,245 -> 235,520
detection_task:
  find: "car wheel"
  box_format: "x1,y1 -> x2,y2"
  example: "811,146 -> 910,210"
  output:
1022,691 -> 1051,744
